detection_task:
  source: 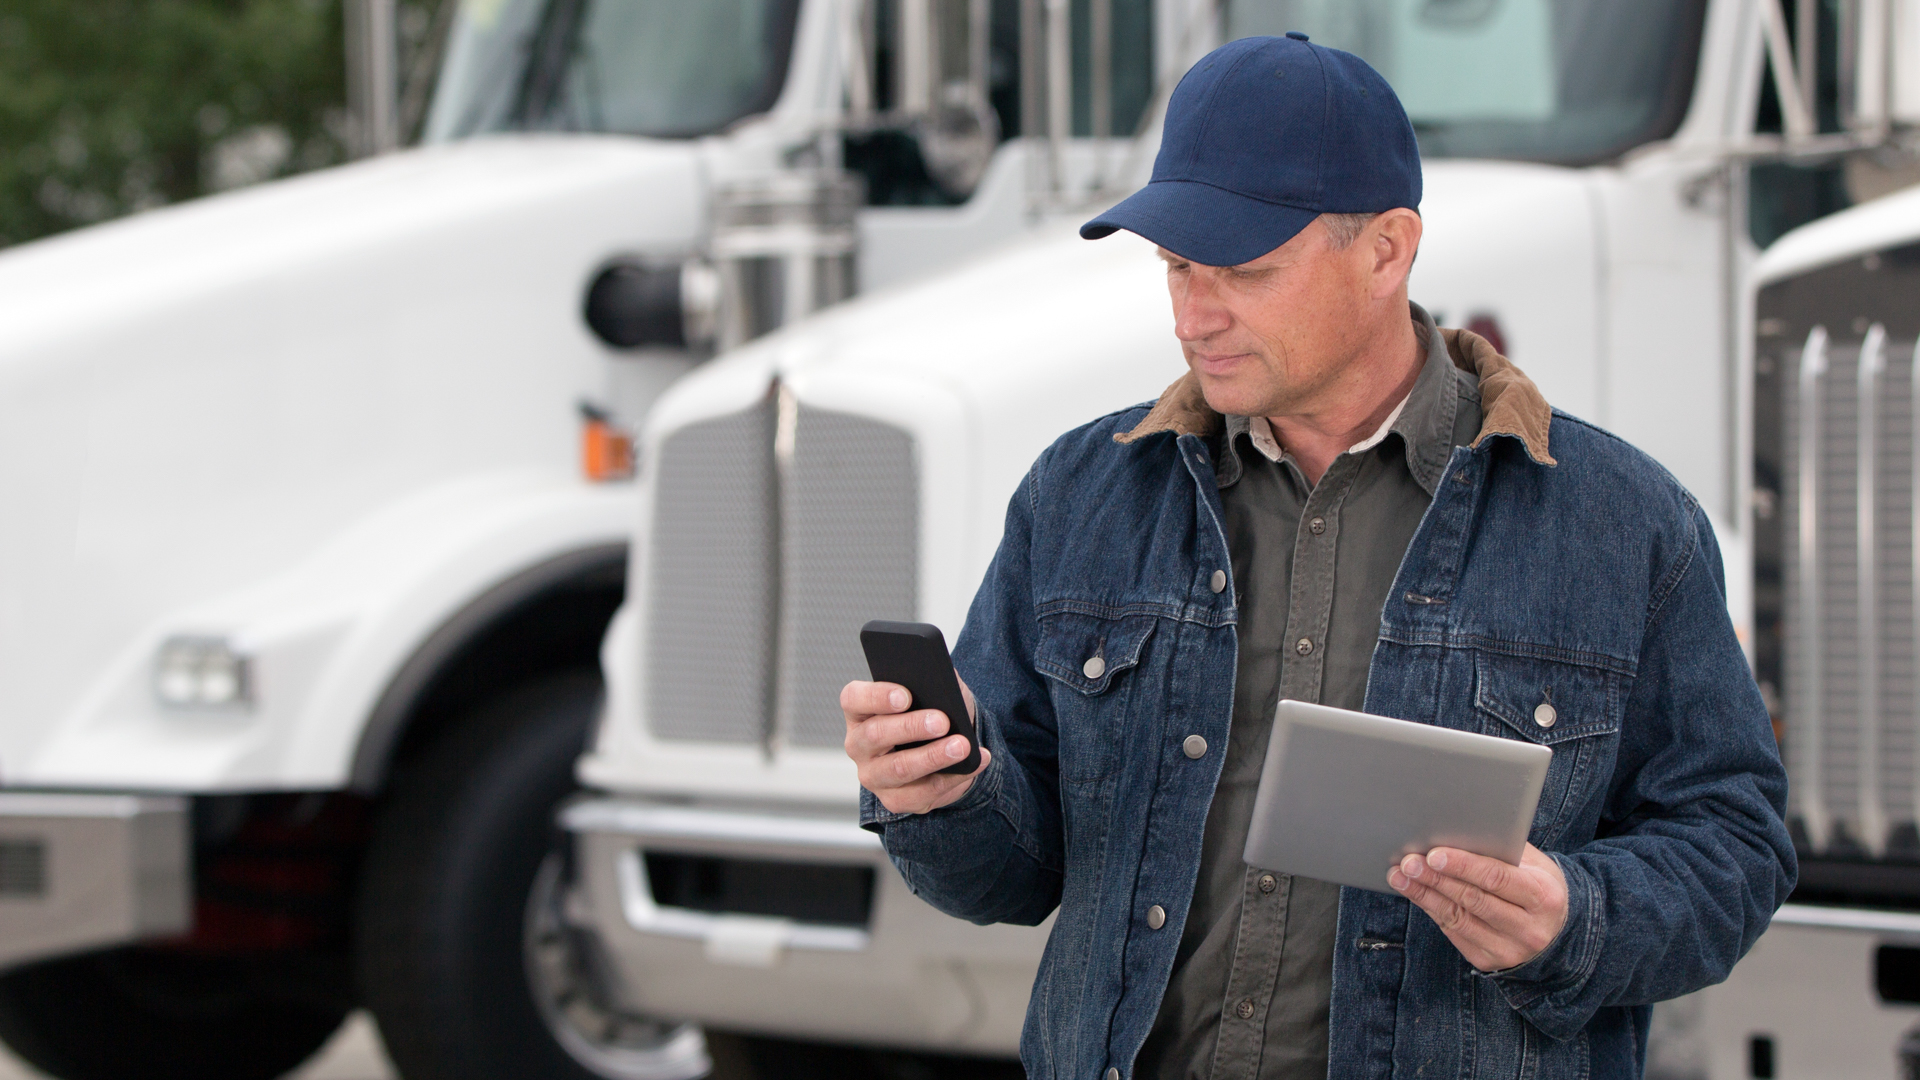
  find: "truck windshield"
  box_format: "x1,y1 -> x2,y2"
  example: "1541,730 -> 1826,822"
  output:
1228,0 -> 1707,164
423,0 -> 803,142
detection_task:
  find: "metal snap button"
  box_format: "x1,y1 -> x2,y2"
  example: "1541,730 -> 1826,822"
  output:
1534,703 -> 1557,728
1083,656 -> 1107,679
1210,569 -> 1227,593
1236,999 -> 1256,1018
1295,637 -> 1314,656
1258,873 -> 1277,894
1146,904 -> 1166,929
1183,735 -> 1208,759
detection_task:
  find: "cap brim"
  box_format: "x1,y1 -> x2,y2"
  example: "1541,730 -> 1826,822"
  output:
1081,180 -> 1319,266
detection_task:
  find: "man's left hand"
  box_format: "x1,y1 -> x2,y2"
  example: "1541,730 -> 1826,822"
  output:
1387,843 -> 1568,972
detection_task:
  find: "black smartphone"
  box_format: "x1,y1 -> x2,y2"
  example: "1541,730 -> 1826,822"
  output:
859,620 -> 981,776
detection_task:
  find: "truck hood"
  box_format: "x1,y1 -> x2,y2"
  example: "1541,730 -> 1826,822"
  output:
0,136 -> 704,786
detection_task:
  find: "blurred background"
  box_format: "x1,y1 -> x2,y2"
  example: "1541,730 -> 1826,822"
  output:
0,0 -> 451,249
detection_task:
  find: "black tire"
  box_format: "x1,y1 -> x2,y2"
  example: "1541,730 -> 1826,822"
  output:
0,949 -> 347,1080
356,670 -> 708,1080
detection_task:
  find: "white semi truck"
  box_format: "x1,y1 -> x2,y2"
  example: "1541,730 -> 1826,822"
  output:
566,1 -> 1920,1077
0,2 -> 1156,1079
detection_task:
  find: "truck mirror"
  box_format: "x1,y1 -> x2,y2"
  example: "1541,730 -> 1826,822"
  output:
584,261 -> 704,351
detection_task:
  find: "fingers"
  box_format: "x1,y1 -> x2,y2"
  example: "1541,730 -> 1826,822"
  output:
841,680 -> 911,720
867,733 -> 972,787
1386,845 -> 1570,971
863,746 -> 993,815
840,673 -> 986,815
845,706 -> 953,760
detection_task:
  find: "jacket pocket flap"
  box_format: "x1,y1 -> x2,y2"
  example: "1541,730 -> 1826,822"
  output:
1473,650 -> 1621,746
1035,611 -> 1157,695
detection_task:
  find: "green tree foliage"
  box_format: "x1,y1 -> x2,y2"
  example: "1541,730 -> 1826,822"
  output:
0,0 -> 349,248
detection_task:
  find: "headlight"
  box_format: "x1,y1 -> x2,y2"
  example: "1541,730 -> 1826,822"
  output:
153,637 -> 251,708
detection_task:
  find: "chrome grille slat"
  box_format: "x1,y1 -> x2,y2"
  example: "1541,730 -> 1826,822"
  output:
643,402 -> 779,743
774,404 -> 918,749
1791,327 -> 1829,848
1782,325 -> 1920,856
1859,324 -> 1888,854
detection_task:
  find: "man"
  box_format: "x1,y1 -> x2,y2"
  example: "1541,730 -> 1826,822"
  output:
841,33 -> 1794,1080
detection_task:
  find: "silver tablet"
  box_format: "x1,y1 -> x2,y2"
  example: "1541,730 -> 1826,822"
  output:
1243,700 -> 1552,893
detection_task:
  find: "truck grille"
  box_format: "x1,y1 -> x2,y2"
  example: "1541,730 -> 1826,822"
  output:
1770,324 -> 1920,857
776,407 -> 918,748
643,393 -> 917,748
644,401 -> 779,743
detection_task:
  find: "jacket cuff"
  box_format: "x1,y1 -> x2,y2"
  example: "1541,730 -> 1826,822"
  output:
1483,853 -> 1604,1040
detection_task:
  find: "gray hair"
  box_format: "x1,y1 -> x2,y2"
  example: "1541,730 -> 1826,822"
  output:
1319,211 -> 1380,249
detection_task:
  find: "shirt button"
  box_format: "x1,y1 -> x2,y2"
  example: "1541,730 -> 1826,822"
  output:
1107,1070 -> 1121,1080
1146,904 -> 1166,929
1295,637 -> 1314,656
1183,734 -> 1208,759
1309,516 -> 1326,535
1258,873 -> 1277,894
1083,656 -> 1107,679
1236,999 -> 1256,1019
1535,703 -> 1558,728
1210,569 -> 1227,593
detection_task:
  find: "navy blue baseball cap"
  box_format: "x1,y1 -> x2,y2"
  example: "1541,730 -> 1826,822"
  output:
1081,33 -> 1421,266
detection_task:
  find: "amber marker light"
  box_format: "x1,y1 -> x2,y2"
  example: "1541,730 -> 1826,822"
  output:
579,402 -> 634,482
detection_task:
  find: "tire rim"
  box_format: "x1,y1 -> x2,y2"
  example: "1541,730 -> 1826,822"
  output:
524,851 -> 711,1080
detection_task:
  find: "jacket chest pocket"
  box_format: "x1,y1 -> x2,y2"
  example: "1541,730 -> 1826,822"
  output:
1035,611 -> 1158,783
1472,650 -> 1624,847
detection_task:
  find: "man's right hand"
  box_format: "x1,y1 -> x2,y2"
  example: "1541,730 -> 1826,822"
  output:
842,678 -> 991,815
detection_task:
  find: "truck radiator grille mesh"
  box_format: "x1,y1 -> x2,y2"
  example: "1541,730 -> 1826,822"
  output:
1778,327 -> 1920,857
643,401 -> 779,743
776,406 -> 918,748
641,395 -> 916,750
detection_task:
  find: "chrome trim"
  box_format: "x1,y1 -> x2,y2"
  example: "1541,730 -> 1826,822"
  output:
0,793 -> 191,970
1860,324 -> 1889,853
1772,902 -> 1920,936
1798,325 -> 1831,849
562,801 -> 882,852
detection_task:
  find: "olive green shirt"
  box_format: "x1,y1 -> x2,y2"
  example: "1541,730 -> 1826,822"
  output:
1137,304 -> 1483,1080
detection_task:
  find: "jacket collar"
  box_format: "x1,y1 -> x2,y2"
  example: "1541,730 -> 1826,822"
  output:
1113,321 -> 1556,467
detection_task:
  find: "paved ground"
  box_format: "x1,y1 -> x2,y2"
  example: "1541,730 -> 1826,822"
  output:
0,1011 -> 1027,1080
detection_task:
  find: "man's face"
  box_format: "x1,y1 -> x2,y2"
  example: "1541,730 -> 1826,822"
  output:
1160,217 -> 1381,420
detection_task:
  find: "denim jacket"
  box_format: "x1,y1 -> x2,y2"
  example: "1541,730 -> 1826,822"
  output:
861,331 -> 1795,1080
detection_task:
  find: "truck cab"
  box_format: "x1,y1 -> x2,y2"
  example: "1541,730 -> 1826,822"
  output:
570,0 -> 1920,1073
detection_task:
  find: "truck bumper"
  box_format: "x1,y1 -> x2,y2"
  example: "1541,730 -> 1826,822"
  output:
564,797 -> 1046,1056
0,793 -> 191,970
